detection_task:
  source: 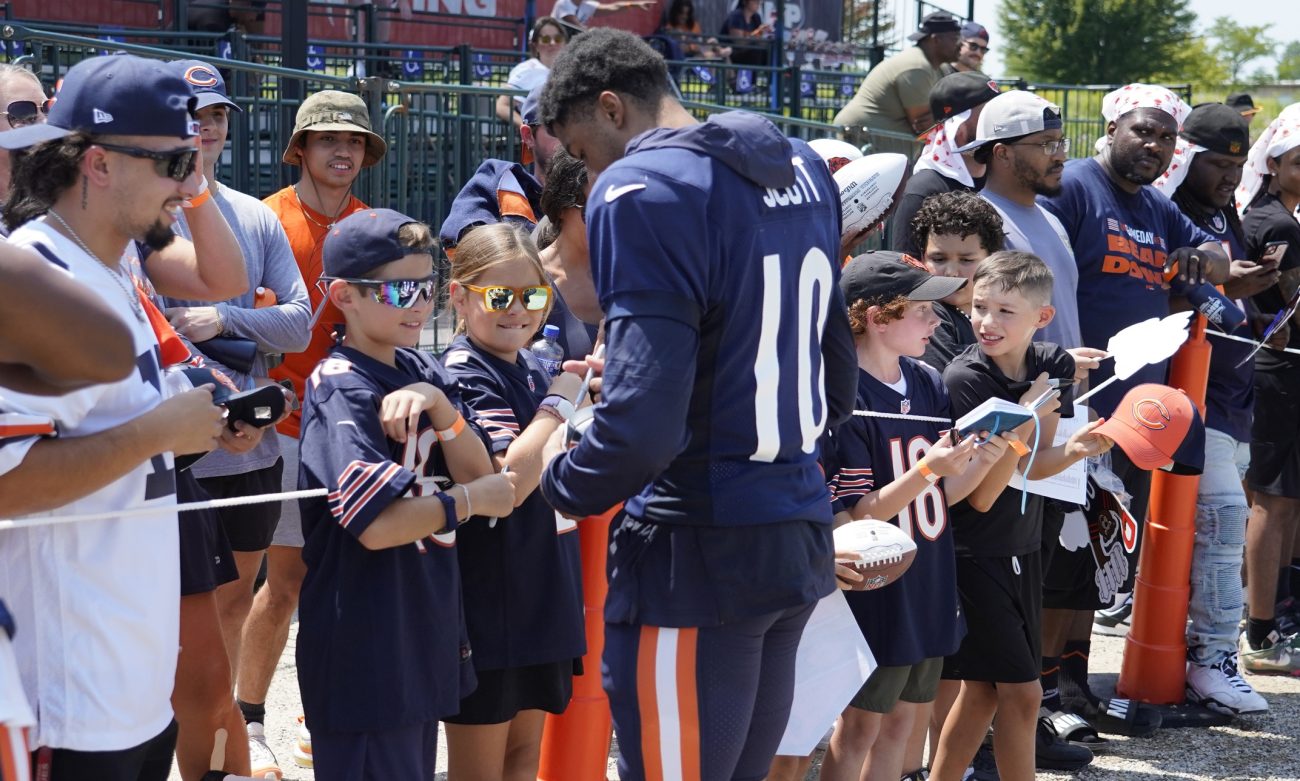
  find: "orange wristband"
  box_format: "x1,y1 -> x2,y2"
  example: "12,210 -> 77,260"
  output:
183,187 -> 212,209
436,413 -> 466,442
917,459 -> 939,483
1009,439 -> 1031,457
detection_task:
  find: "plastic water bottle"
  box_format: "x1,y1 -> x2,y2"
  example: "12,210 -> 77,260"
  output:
529,324 -> 564,378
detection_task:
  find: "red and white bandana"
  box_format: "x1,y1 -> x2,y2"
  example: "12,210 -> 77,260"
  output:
914,109 -> 975,188
1236,104 -> 1300,214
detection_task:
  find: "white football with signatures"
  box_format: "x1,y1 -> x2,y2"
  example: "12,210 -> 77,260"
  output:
833,153 -> 909,240
808,137 -> 864,175
833,519 -> 917,591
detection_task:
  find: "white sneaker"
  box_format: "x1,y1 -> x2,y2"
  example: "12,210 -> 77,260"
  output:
292,715 -> 313,769
1186,656 -> 1268,715
246,721 -> 283,780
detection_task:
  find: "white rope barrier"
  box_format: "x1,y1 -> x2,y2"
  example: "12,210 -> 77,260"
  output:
0,488 -> 328,531
1205,329 -> 1300,355
851,409 -> 951,423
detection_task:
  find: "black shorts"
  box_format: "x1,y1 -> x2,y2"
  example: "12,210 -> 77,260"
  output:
442,659 -> 577,725
32,719 -> 176,781
1248,366 -> 1300,498
943,552 -> 1042,684
197,459 -> 284,552
178,469 -> 238,597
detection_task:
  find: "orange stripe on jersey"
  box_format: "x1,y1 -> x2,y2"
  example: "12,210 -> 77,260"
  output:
0,724 -> 31,781
0,424 -> 55,439
637,627 -> 664,781
137,288 -> 191,368
675,628 -> 701,781
497,189 -> 537,224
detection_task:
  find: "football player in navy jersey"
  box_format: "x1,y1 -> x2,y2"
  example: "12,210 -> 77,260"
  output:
537,28 -> 857,781
295,209 -> 516,780
440,223 -> 588,781
819,253 -> 1009,781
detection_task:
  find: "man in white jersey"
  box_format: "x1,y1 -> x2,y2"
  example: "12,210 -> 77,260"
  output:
0,55 -> 226,781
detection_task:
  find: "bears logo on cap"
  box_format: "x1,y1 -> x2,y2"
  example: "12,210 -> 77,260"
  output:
183,64 -> 220,88
1131,398 -> 1170,430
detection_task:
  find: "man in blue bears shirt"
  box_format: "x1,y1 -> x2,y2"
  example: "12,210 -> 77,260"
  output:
538,28 -> 857,781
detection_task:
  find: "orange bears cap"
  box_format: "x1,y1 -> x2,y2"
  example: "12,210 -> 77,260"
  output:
1094,384 -> 1204,474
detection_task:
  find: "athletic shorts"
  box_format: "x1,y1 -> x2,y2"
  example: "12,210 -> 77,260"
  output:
943,552 -> 1042,684
30,720 -> 176,781
849,656 -> 944,713
443,659 -> 578,725
197,460 -> 284,552
309,720 -> 439,781
177,469 -> 238,597
1248,366 -> 1300,498
271,436 -> 304,548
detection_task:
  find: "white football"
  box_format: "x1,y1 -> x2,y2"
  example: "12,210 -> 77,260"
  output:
808,138 -> 863,175
833,153 -> 909,239
833,519 -> 918,591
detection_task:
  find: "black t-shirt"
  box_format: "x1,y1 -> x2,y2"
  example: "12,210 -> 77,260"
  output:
889,169 -> 978,257
1243,193 -> 1300,372
942,342 -> 1076,556
920,301 -> 976,372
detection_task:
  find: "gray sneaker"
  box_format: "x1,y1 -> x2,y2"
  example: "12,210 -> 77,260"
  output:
246,721 -> 283,780
1239,630 -> 1300,677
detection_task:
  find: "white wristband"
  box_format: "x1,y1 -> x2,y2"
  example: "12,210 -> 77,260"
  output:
540,395 -> 576,421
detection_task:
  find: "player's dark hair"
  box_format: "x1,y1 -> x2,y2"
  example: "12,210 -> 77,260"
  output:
449,222 -> 551,333
666,0 -> 695,29
540,149 -> 588,229
847,294 -> 910,336
4,132 -> 92,232
972,250 -> 1054,305
910,190 -> 1004,255
539,28 -> 673,130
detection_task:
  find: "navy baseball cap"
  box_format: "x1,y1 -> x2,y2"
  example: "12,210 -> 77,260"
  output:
0,54 -> 197,150
170,59 -> 242,113
521,83 -> 544,127
323,209 -> 428,279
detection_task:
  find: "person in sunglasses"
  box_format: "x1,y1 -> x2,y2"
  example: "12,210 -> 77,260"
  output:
941,21 -> 990,77
296,209 -> 516,780
0,54 -> 241,781
438,222 -> 586,781
496,16 -> 568,129
0,64 -> 49,220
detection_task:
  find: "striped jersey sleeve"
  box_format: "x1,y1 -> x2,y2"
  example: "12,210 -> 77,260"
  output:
443,348 -> 521,454
830,416 -> 876,505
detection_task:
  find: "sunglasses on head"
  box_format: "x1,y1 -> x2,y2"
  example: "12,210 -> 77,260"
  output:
1,99 -> 51,128
95,142 -> 198,182
463,283 -> 552,312
325,275 -> 438,308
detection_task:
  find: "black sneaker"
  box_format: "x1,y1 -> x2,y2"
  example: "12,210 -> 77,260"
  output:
1035,716 -> 1094,771
962,742 -> 999,780
1094,593 -> 1133,637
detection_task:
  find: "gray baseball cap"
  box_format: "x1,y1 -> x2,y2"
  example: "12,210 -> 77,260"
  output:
954,90 -> 1063,153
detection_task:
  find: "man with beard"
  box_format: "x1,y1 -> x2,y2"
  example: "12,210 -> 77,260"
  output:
0,54 -> 231,780
1037,84 -> 1229,737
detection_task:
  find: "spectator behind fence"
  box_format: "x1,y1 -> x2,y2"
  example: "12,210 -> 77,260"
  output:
834,12 -> 960,157
496,17 -> 569,129
720,0 -> 772,66
660,0 -> 730,60
184,0 -> 265,35
1226,92 -> 1261,128
0,64 -> 46,222
941,21 -> 990,77
552,0 -> 654,30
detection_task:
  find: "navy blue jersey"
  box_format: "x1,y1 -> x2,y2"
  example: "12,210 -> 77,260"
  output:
441,335 -> 586,671
296,346 -> 475,732
541,111 -> 854,626
830,359 -> 965,665
943,342 -> 1076,556
1040,158 -> 1215,415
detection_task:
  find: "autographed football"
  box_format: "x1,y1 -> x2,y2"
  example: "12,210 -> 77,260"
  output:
808,137 -> 864,175
833,153 -> 908,239
832,519 -> 917,591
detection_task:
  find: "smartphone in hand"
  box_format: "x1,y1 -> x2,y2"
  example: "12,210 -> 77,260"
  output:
1262,240 -> 1289,265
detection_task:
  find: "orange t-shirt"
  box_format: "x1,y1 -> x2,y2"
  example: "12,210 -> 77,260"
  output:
265,186 -> 369,438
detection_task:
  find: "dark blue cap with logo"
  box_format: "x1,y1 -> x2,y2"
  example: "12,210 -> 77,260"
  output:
0,54 -> 197,150
169,59 -> 242,113
521,83 -> 544,127
324,208 -> 427,279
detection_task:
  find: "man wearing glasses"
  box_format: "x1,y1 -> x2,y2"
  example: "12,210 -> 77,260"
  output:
942,22 -> 990,77
0,54 -> 238,780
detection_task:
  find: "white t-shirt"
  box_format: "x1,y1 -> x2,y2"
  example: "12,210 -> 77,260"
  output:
0,410 -> 37,731
552,0 -> 599,25
0,220 -> 180,752
506,58 -> 549,107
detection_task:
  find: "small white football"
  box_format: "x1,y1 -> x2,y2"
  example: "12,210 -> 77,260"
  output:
833,519 -> 918,591
808,137 -> 864,175
833,153 -> 909,239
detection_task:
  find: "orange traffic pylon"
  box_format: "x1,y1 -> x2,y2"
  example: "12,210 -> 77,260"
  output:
1118,315 -> 1210,703
538,504 -> 620,781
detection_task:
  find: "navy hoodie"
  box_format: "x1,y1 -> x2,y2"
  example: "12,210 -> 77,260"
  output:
439,160 -> 543,250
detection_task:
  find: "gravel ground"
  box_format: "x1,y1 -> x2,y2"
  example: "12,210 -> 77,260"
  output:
174,624 -> 1300,781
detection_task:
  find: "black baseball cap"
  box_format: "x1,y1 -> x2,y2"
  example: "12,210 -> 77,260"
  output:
324,208 -> 427,279
922,72 -> 1001,136
841,251 -> 967,305
908,12 -> 961,42
1224,92 -> 1259,117
1181,103 -> 1250,157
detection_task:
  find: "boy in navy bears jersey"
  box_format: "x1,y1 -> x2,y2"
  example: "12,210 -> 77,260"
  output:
295,209 -> 516,779
1153,103 -> 1271,711
817,252 -> 1013,781
439,223 -> 588,780
537,28 -> 857,781
930,252 -> 1114,781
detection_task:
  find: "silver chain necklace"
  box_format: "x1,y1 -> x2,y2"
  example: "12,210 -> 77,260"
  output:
46,209 -> 145,323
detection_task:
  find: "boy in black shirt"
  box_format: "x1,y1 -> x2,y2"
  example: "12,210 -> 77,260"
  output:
930,252 -> 1113,781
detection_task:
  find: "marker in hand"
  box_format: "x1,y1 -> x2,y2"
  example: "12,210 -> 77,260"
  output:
488,464 -> 510,529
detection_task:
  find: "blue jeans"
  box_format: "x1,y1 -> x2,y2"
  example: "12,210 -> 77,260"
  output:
1188,427 -> 1250,665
